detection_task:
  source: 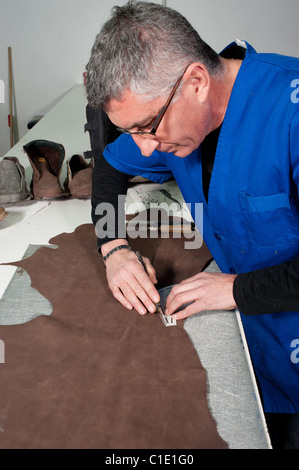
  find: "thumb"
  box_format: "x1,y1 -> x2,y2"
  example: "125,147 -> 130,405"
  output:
143,257 -> 158,284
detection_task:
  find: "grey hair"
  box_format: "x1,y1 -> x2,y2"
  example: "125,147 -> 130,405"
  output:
86,1 -> 222,110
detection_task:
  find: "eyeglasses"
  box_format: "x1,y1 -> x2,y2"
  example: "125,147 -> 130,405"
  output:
116,72 -> 185,136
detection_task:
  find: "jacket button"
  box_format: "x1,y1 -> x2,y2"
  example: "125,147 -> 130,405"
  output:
214,232 -> 222,241
229,267 -> 236,274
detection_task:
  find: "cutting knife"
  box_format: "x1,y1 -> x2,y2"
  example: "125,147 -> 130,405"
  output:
135,250 -> 176,326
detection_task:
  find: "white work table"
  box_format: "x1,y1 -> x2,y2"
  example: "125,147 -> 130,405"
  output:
0,84 -> 271,449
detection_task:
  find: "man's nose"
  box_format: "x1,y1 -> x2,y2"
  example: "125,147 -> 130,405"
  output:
132,135 -> 159,157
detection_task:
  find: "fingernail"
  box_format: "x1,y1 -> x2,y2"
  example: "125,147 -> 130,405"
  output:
153,295 -> 160,302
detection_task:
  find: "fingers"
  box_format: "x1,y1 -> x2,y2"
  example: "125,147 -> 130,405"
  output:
143,256 -> 158,284
106,251 -> 160,315
165,283 -> 199,320
111,273 -> 158,315
166,279 -> 196,311
165,272 -> 237,320
111,287 -> 134,311
166,299 -> 199,321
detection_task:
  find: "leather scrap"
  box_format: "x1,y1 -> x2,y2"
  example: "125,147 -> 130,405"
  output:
0,224 -> 227,449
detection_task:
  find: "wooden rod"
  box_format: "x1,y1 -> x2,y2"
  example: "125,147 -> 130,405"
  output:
8,46 -> 14,148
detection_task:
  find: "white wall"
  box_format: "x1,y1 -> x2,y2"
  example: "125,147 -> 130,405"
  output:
168,0 -> 299,57
0,0 -> 298,158
0,0 -> 128,157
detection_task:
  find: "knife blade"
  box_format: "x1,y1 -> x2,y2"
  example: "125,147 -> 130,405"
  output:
135,250 -> 177,326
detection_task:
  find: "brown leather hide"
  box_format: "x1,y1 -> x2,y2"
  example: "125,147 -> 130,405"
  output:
0,224 -> 228,449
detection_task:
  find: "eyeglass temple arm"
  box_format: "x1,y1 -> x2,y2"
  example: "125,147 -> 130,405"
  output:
151,76 -> 184,134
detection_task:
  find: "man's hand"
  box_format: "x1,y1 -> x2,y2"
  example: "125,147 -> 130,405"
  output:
102,241 -> 160,315
165,271 -> 237,320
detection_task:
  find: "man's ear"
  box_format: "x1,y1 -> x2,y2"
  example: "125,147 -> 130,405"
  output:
184,63 -> 210,103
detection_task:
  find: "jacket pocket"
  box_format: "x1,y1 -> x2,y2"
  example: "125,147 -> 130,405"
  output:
239,191 -> 299,247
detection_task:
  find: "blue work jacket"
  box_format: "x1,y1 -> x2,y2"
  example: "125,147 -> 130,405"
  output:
104,42 -> 299,413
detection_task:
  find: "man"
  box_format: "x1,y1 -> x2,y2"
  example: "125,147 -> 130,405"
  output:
86,1 -> 299,448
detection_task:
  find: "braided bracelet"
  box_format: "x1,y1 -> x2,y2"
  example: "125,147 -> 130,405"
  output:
102,244 -> 131,263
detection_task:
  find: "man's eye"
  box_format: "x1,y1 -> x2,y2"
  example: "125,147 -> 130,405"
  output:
138,119 -> 155,131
